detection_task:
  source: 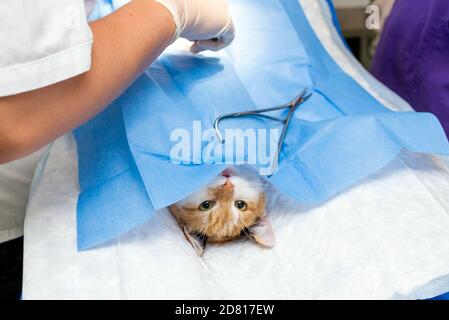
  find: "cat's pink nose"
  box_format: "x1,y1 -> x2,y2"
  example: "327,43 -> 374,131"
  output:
221,168 -> 234,178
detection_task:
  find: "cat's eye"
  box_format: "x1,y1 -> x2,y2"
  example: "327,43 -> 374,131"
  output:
235,200 -> 248,211
199,200 -> 216,211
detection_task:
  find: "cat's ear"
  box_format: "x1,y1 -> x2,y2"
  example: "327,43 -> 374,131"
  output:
172,214 -> 207,257
183,227 -> 207,257
249,216 -> 275,247
185,231 -> 207,257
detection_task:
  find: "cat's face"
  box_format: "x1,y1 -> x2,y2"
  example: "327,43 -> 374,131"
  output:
169,166 -> 274,256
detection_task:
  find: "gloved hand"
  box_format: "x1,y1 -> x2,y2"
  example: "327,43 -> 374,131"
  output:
154,0 -> 235,52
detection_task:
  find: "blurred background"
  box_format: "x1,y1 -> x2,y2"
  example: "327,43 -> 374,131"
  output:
333,0 -> 395,68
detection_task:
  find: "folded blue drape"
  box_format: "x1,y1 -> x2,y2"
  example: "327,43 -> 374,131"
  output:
75,0 -> 449,250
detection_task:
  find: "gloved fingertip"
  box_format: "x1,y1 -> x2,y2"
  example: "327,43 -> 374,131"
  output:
199,39 -> 226,52
189,42 -> 203,54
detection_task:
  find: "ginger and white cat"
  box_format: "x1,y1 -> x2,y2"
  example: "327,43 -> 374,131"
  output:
169,166 -> 275,256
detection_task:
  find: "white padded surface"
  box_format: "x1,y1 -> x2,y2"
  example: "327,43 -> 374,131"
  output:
22,0 -> 449,299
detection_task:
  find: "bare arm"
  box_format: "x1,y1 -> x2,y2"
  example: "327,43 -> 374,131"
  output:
0,0 -> 175,164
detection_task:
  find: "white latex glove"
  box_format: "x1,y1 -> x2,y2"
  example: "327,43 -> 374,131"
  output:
154,0 -> 235,52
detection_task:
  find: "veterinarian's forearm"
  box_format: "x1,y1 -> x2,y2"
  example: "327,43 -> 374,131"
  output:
0,0 -> 175,164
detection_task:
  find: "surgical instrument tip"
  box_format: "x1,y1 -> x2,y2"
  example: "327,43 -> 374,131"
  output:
213,89 -> 313,175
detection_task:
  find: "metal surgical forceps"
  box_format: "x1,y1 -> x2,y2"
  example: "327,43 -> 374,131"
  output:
213,89 -> 312,176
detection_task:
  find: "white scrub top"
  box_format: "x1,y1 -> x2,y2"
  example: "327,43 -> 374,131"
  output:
0,0 -> 96,243
0,0 -> 95,97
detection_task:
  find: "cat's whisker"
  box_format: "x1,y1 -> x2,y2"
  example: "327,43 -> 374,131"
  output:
197,216 -> 210,235
241,228 -> 251,239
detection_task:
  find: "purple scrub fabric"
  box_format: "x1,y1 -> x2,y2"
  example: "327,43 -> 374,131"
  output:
371,0 -> 449,137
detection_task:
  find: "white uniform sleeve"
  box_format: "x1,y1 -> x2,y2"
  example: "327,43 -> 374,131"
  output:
0,0 -> 93,97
